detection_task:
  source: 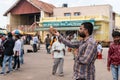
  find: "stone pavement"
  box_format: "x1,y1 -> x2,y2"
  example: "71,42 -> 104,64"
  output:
0,45 -> 113,80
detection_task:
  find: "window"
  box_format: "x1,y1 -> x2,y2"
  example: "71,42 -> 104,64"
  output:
64,13 -> 71,16
36,14 -> 40,22
74,12 -> 80,16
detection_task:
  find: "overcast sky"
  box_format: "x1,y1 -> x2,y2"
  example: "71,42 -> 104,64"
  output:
0,0 -> 120,28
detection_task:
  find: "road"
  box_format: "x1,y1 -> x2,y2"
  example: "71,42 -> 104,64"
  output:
0,45 -> 112,80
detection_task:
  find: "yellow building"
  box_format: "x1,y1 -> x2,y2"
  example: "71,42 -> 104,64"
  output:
35,4 -> 115,42
4,0 -> 119,43
115,13 -> 120,29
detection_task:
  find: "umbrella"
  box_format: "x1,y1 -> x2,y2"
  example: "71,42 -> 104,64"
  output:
0,30 -> 7,35
12,29 -> 24,35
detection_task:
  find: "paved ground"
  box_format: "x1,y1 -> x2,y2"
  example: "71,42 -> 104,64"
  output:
0,44 -> 113,80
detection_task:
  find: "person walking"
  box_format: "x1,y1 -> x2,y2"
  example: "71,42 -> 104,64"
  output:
49,22 -> 97,80
45,34 -> 51,54
37,34 -> 41,50
97,42 -> 103,59
32,34 -> 39,52
107,31 -> 120,80
13,35 -> 21,70
0,32 -> 15,74
20,36 -> 24,64
51,37 -> 65,77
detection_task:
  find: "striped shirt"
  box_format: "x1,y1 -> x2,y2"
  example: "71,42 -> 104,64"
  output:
59,35 -> 97,80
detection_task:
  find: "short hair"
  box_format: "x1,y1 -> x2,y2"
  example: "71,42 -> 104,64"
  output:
53,36 -> 56,40
112,31 -> 120,37
98,42 -> 101,44
47,34 -> 49,36
7,32 -> 13,38
81,22 -> 93,35
15,35 -> 20,39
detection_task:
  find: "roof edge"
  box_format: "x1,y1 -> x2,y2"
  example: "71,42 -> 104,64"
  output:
3,0 -> 41,16
27,0 -> 41,10
3,0 -> 21,16
3,0 -> 55,16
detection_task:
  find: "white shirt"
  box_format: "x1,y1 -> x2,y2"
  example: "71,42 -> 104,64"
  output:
33,36 -> 38,44
51,41 -> 65,58
14,39 -> 22,55
97,44 -> 102,53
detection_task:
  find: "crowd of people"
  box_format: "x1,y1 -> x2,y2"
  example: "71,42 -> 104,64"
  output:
0,32 -> 41,75
0,32 -> 24,74
0,22 -> 120,80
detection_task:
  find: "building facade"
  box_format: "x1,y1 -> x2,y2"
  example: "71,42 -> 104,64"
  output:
4,0 -> 55,33
4,0 -> 119,42
115,13 -> 120,29
36,5 -> 114,42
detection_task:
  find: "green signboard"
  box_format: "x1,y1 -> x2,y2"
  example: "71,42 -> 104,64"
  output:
43,20 -> 95,27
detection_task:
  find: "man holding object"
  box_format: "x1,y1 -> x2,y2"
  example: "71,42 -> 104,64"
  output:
49,22 -> 97,80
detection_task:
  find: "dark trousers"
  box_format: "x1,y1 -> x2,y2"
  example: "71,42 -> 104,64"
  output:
33,44 -> 37,52
13,56 -> 20,69
0,54 -> 4,67
46,44 -> 50,54
76,78 -> 86,80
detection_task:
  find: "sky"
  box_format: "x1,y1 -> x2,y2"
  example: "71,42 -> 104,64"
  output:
0,0 -> 120,28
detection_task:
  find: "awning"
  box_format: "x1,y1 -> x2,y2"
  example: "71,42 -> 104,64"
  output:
43,20 -> 95,27
35,26 -> 100,31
